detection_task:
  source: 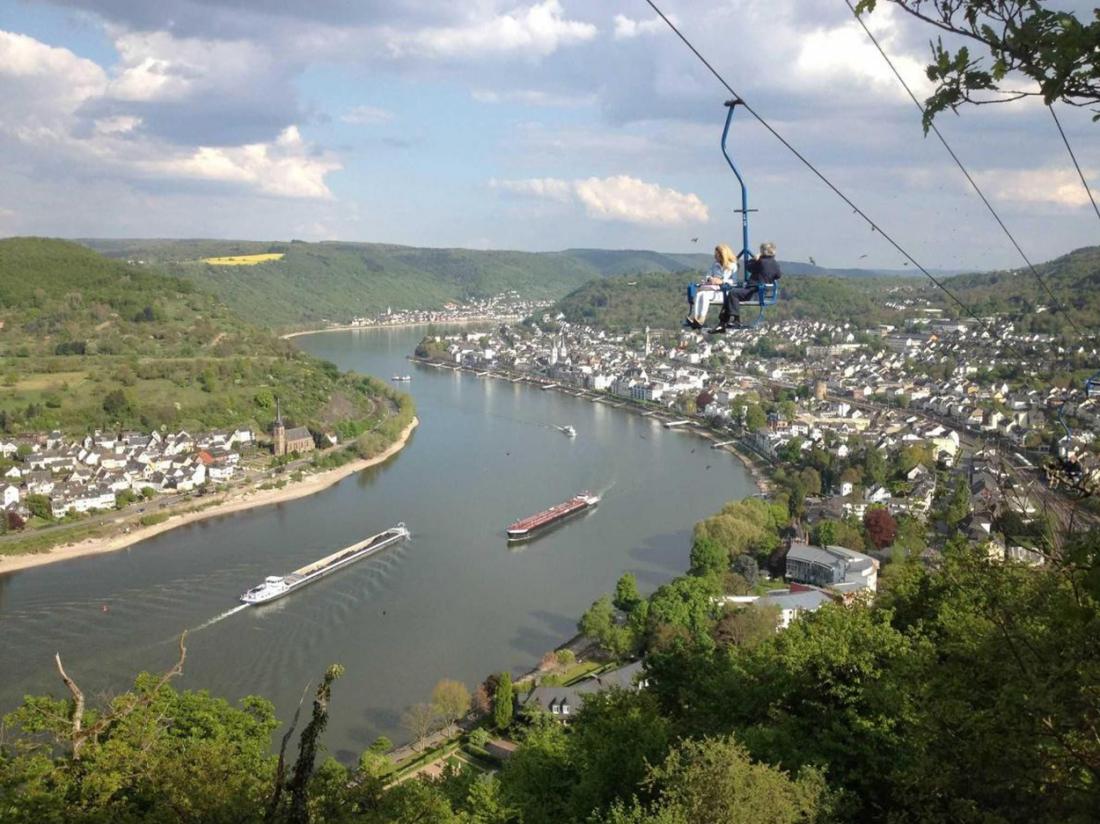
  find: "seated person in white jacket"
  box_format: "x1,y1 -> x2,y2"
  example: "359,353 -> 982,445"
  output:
685,243 -> 735,330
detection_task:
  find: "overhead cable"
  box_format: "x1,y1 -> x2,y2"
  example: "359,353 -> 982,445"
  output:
843,0 -> 1085,340
1049,104 -> 1100,229
641,0 -> 1030,360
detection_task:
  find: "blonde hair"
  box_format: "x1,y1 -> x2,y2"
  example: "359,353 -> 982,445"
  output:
760,242 -> 776,257
714,244 -> 735,269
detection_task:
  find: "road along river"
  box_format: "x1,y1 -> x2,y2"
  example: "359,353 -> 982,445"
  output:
0,325 -> 756,761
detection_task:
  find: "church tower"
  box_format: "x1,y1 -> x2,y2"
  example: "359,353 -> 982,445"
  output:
272,397 -> 287,456
644,326 -> 651,358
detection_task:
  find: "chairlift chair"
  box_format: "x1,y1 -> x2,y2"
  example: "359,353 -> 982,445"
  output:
1086,371 -> 1100,399
720,99 -> 779,327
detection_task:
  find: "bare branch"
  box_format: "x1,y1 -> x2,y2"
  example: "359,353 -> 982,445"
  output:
264,681 -> 311,824
55,632 -> 188,760
54,651 -> 86,759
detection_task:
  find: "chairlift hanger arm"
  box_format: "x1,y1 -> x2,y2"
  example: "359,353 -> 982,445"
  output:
720,100 -> 752,262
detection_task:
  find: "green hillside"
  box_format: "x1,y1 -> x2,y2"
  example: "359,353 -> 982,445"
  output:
82,240 -> 648,329
80,239 -> 917,331
548,270 -> 911,330
0,238 -> 408,439
940,245 -> 1099,335
550,244 -> 1100,335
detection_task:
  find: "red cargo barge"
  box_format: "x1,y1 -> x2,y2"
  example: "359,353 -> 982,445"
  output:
507,492 -> 600,540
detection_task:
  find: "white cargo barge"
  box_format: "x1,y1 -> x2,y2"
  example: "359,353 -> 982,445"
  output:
241,523 -> 409,605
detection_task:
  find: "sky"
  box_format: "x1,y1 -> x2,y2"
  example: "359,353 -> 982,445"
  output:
0,0 -> 1097,271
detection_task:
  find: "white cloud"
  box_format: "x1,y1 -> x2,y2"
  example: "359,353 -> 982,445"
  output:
0,30 -> 338,200
386,1 -> 596,59
341,105 -> 395,124
0,30 -> 107,128
794,22 -> 931,100
492,176 -> 574,201
493,174 -> 708,225
979,167 -> 1099,208
107,30 -> 276,103
94,115 -> 142,136
472,88 -> 594,107
612,14 -> 666,40
139,126 -> 341,199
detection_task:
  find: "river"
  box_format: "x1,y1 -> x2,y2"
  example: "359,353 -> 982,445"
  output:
0,325 -> 755,761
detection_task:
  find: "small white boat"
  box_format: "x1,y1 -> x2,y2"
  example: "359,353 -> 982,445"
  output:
391,375 -> 412,382
557,425 -> 577,438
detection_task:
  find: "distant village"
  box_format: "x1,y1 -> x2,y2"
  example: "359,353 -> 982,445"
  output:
330,291 -> 554,329
417,306 -> 1100,580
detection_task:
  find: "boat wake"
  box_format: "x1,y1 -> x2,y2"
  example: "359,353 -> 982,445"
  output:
191,604 -> 248,633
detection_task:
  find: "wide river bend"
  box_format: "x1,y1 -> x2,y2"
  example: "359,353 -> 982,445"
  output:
0,326 -> 755,760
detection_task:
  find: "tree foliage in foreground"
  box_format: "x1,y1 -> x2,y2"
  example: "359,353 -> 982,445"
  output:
856,0 -> 1100,127
3,520 -> 1099,822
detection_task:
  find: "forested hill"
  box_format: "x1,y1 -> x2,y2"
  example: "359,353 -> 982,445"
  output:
0,238 -> 408,439
939,244 -> 1099,335
80,239 -> 914,331
82,240 -> 701,329
548,270 -> 914,330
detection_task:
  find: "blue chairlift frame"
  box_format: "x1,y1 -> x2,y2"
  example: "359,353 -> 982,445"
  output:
721,99 -> 779,327
1051,371 -> 1100,494
1057,370 -> 1100,440
1087,371 -> 1100,399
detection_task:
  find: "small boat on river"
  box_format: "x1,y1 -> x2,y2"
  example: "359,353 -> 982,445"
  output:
557,425 -> 577,437
391,375 -> 412,382
241,523 -> 409,605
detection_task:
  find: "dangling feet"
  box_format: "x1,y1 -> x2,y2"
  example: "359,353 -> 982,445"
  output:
709,317 -> 741,334
683,316 -> 703,330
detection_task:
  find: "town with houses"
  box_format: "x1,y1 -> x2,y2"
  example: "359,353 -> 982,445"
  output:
1,426 -> 256,525
325,291 -> 554,330
415,304 -> 1100,619
5,297 -> 1096,635
0,294 -> 560,535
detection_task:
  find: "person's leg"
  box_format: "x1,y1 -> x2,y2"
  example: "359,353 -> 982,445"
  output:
718,285 -> 731,327
693,288 -> 715,323
726,288 -> 747,325
685,283 -> 699,325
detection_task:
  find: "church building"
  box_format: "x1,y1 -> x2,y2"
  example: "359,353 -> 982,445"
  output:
271,399 -> 315,457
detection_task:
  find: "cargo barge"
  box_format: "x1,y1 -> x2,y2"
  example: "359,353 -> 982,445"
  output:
507,493 -> 599,541
240,523 -> 409,605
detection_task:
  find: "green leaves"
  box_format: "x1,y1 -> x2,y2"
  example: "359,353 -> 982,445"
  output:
862,1 -> 1100,130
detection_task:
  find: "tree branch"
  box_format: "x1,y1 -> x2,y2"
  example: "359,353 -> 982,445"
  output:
264,681 -> 311,824
55,632 -> 188,760
54,651 -> 86,759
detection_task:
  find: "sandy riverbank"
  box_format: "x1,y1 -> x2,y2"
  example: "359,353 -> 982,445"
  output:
0,417 -> 420,575
280,316 -> 518,340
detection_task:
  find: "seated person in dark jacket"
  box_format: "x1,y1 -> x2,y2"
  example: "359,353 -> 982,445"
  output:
717,241 -> 781,330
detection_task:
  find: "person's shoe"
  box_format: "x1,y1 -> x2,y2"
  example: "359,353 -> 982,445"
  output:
683,317 -> 697,329
708,325 -> 726,335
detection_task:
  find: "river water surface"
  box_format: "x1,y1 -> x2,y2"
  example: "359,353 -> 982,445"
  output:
0,326 -> 754,760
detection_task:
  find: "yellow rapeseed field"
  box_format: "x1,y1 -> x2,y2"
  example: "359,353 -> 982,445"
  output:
202,253 -> 285,266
